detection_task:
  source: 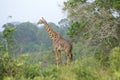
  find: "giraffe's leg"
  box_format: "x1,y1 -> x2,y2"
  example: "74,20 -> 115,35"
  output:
58,50 -> 62,65
55,49 -> 59,67
65,49 -> 72,65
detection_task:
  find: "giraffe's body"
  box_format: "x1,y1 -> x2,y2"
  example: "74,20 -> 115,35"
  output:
37,18 -> 72,67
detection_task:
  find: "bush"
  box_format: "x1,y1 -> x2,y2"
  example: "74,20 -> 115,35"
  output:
1,48 -> 120,80
109,47 -> 120,79
109,47 -> 120,71
22,62 -> 41,79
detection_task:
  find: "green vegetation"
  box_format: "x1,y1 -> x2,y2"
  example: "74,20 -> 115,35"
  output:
0,0 -> 120,80
0,47 -> 120,80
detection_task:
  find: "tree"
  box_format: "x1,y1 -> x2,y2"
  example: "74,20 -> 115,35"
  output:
95,0 -> 120,14
63,0 -> 120,53
3,25 -> 15,54
58,18 -> 70,28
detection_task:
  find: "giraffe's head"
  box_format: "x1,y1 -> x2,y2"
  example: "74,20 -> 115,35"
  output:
37,17 -> 47,24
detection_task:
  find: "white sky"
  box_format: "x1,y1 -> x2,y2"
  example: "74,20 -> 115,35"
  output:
0,0 -> 67,31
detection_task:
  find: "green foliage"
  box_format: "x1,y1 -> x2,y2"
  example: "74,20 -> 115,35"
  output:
109,47 -> 120,71
0,53 -> 19,79
94,52 -> 109,68
0,47 -> 120,80
0,53 -> 29,80
14,22 -> 41,53
3,26 -> 15,55
67,21 -> 86,41
0,38 -> 5,54
0,26 -> 16,80
0,57 -> 4,79
22,62 -> 41,79
95,0 -> 120,11
15,22 -> 38,44
63,0 -> 120,53
3,26 -> 15,38
108,47 -> 120,79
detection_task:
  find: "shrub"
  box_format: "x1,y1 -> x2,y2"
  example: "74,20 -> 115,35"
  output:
22,62 -> 41,79
109,47 -> 120,79
109,47 -> 120,71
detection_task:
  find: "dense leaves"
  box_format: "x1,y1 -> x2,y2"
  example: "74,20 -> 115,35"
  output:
3,26 -> 15,55
95,0 -> 120,11
63,0 -> 120,53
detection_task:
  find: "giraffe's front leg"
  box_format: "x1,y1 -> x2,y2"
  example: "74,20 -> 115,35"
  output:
58,50 -> 62,65
55,49 -> 59,67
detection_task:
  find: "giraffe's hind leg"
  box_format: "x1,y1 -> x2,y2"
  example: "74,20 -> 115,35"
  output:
65,49 -> 72,65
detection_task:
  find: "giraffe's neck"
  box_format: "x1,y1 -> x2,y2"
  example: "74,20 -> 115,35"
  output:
44,23 -> 60,41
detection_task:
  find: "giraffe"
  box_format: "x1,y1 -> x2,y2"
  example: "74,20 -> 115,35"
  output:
37,17 -> 72,67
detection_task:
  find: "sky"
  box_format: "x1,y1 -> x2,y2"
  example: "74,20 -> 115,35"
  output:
0,0 -> 67,31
